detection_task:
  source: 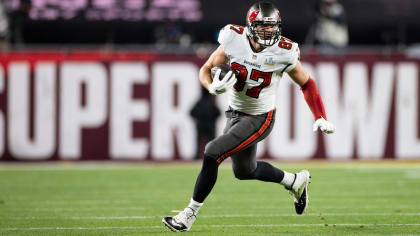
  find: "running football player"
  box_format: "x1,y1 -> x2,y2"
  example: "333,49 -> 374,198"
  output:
163,1 -> 335,232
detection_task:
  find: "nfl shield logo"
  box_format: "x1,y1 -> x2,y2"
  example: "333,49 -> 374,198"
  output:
252,55 -> 257,60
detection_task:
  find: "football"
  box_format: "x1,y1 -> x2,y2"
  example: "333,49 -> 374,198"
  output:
211,63 -> 233,81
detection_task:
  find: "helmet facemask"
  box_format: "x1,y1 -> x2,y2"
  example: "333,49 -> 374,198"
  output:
245,2 -> 283,47
248,21 -> 281,47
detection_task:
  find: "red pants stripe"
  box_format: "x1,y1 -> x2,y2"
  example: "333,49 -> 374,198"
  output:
216,110 -> 274,164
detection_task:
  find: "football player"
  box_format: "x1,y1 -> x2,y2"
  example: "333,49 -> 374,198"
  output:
163,1 -> 335,232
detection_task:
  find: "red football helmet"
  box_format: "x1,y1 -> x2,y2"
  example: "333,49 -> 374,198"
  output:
246,1 -> 282,46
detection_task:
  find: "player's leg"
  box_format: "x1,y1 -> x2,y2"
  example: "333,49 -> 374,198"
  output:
162,156 -> 218,232
231,145 -> 298,185
162,114 -> 236,232
190,109 -> 277,204
163,110 -> 274,232
227,111 -> 288,183
230,136 -> 310,215
231,145 -> 285,183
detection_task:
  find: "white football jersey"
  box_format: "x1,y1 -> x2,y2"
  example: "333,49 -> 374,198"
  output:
218,24 -> 300,115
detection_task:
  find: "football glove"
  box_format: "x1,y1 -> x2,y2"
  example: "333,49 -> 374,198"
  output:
313,117 -> 335,134
208,70 -> 237,95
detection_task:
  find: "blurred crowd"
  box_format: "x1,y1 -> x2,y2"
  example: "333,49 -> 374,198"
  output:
0,0 -> 348,54
0,1 -> 9,49
305,0 -> 348,49
0,0 -> 419,55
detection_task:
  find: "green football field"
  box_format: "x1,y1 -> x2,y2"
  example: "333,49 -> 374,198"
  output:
1,161 -> 420,235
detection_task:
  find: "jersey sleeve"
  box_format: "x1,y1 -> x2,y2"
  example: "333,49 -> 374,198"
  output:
217,24 -> 236,48
283,42 -> 301,73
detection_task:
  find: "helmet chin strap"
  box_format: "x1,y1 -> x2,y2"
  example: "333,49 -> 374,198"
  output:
256,39 -> 266,46
258,38 -> 271,46
257,36 -> 274,47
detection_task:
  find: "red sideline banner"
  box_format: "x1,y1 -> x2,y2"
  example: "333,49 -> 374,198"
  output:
0,51 -> 419,161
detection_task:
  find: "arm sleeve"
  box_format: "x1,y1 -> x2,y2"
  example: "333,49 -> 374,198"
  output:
301,78 -> 327,120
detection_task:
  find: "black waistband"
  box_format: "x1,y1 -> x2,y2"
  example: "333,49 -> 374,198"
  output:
226,107 -> 250,117
225,107 -> 275,118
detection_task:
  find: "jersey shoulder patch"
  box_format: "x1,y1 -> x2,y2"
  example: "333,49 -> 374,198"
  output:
218,24 -> 246,47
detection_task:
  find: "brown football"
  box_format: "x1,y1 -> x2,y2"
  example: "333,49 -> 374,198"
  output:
211,64 -> 233,81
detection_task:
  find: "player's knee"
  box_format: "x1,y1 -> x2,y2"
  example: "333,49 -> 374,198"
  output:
234,172 -> 249,180
203,141 -> 219,159
233,168 -> 253,180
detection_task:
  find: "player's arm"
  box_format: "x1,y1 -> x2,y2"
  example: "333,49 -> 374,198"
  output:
199,45 -> 229,91
288,61 -> 335,134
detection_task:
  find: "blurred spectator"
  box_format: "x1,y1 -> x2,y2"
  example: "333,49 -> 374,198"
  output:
305,0 -> 348,49
0,1 -> 9,49
195,41 -> 214,59
153,21 -> 194,53
154,22 -> 181,44
9,0 -> 30,46
190,87 -> 221,160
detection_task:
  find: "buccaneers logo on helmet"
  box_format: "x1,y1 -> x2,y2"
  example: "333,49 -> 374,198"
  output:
248,10 -> 260,23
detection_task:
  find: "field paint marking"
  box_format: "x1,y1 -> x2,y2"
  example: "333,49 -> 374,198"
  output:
406,170 -> 420,179
209,223 -> 420,227
4,206 -> 418,213
208,205 -> 418,210
199,212 -> 420,218
4,212 -> 420,220
1,226 -> 160,231
2,198 -> 410,206
5,207 -> 145,212
4,216 -> 158,220
2,224 -> 420,231
2,199 -> 132,203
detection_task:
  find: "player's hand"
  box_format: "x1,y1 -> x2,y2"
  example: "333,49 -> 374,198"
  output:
313,117 -> 335,134
208,70 -> 237,95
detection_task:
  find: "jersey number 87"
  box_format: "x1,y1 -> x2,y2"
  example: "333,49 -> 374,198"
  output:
231,62 -> 272,99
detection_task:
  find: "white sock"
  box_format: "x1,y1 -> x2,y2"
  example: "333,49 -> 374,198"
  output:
187,198 -> 203,214
280,171 -> 295,188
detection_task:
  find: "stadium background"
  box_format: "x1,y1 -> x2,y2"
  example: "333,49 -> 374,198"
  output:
1,1 -> 420,235
0,0 -> 419,162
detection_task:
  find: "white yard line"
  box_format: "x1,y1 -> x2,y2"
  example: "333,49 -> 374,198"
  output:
5,207 -> 145,212
1,226 -> 159,231
208,205 -> 418,209
1,197 -> 411,205
2,223 -> 420,231
199,213 -> 420,218
3,212 -> 420,220
4,205 -> 417,213
406,170 -> 420,179
1,199 -> 134,205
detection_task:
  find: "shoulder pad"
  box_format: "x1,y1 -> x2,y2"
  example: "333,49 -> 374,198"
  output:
218,24 -> 245,47
276,37 -> 300,72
